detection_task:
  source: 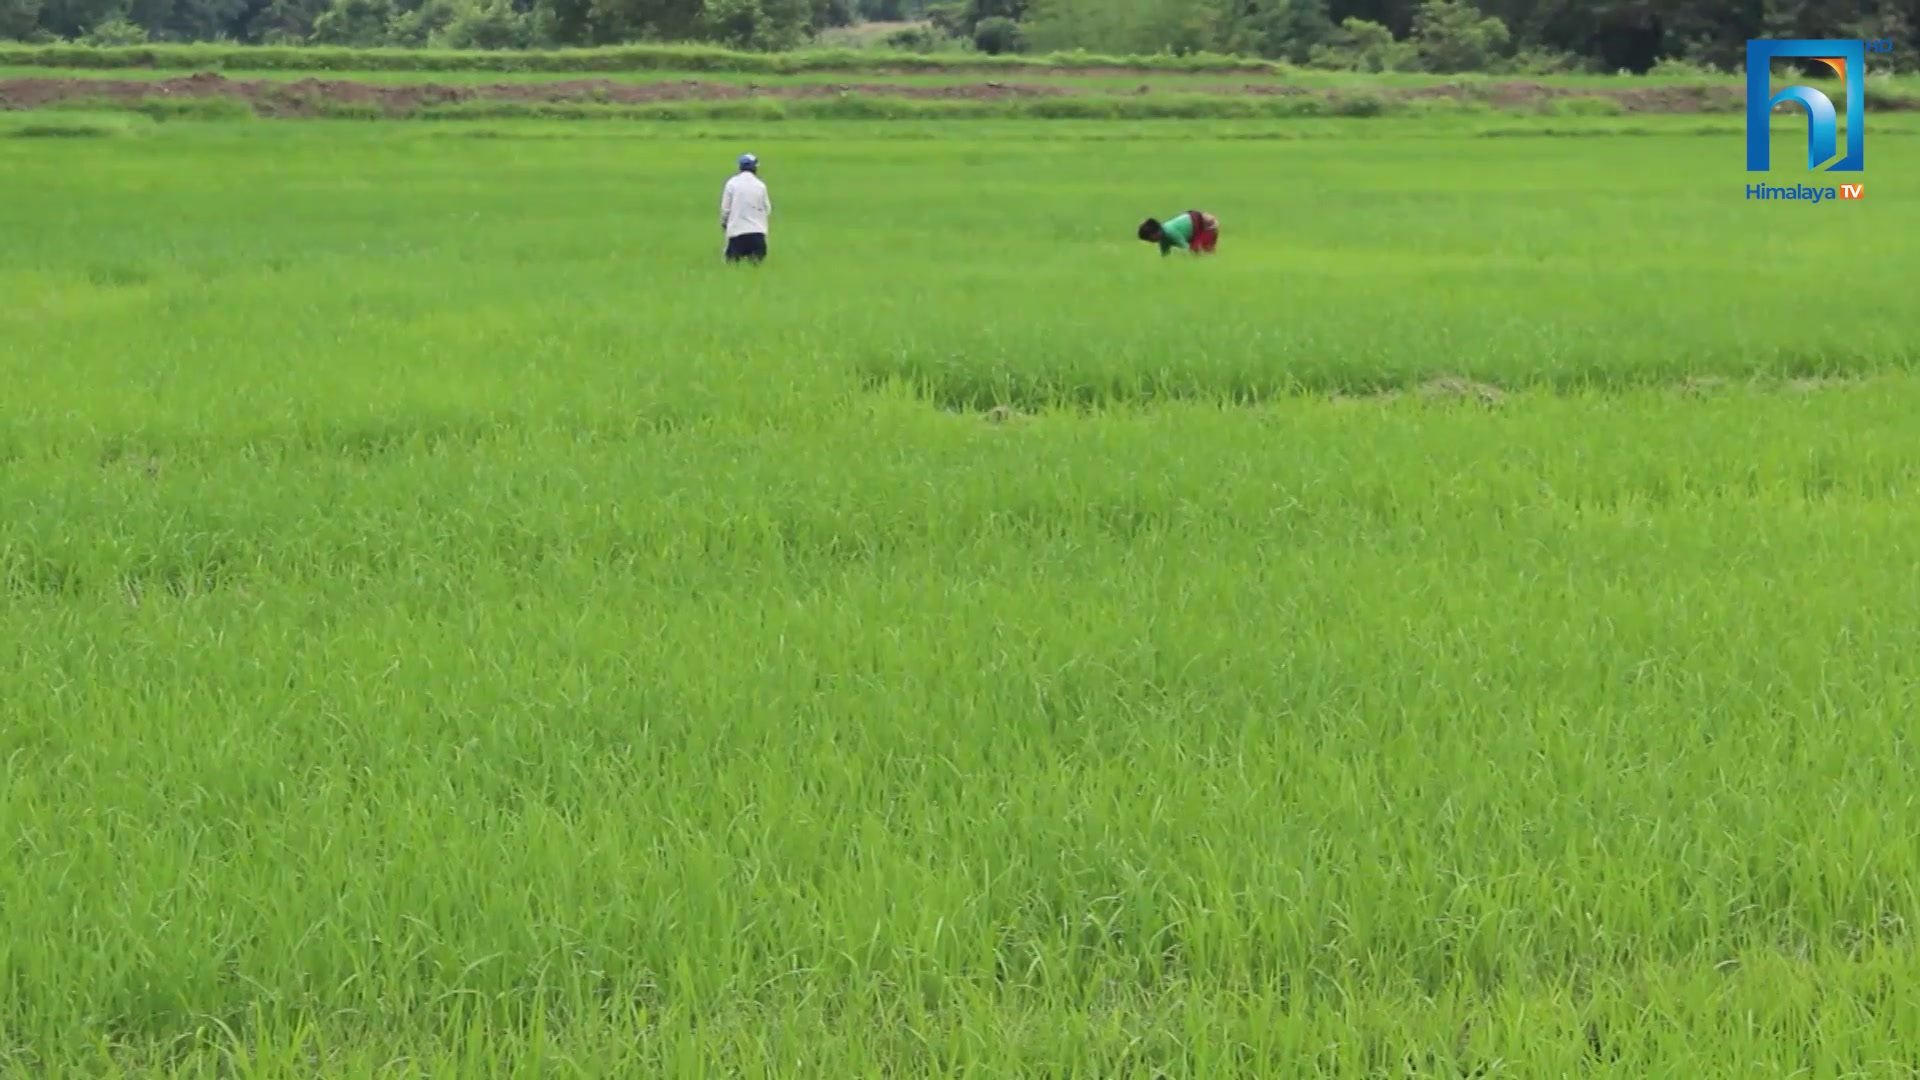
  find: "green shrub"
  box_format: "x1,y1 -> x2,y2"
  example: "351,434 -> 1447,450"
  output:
972,16 -> 1022,57
1307,18 -> 1412,73
1410,0 -> 1510,75
79,17 -> 148,46
881,27 -> 938,52
386,0 -> 460,47
431,0 -> 534,50
310,0 -> 396,47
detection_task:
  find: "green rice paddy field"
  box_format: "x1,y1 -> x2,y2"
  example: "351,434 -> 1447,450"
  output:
4,111 -> 1920,1075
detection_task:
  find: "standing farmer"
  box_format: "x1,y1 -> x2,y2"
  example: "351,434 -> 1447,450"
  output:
1138,210 -> 1220,256
720,153 -> 771,264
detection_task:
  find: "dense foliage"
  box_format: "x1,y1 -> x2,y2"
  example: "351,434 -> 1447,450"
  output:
1012,0 -> 1914,73
0,0 -> 1912,73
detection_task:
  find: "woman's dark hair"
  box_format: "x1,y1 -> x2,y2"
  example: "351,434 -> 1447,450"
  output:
1137,218 -> 1161,241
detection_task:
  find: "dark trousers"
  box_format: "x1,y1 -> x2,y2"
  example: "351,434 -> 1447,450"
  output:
725,233 -> 767,263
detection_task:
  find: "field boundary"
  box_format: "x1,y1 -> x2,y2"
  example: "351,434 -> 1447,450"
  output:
0,42 -> 1283,76
7,70 -> 1913,120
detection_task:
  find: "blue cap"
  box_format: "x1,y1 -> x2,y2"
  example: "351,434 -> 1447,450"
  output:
738,153 -> 758,171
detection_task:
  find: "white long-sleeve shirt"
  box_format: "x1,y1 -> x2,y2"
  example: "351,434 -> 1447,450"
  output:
720,172 -> 771,238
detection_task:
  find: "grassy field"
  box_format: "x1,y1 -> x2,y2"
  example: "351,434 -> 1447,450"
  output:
4,114 -> 1920,1075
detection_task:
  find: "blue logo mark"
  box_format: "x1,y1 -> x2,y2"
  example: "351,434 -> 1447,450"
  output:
1746,39 -> 1866,173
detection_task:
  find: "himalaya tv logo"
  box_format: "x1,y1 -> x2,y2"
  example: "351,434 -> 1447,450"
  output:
1745,38 -> 1888,202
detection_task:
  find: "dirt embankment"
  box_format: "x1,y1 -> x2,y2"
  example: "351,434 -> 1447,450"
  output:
0,71 -> 1075,115
1230,78 -> 1745,111
0,70 -> 1768,116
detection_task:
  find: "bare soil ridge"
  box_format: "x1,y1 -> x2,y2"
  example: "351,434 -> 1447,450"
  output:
0,71 -> 1789,116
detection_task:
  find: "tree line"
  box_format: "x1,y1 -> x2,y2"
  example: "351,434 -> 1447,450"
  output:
1,0 -> 1912,75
